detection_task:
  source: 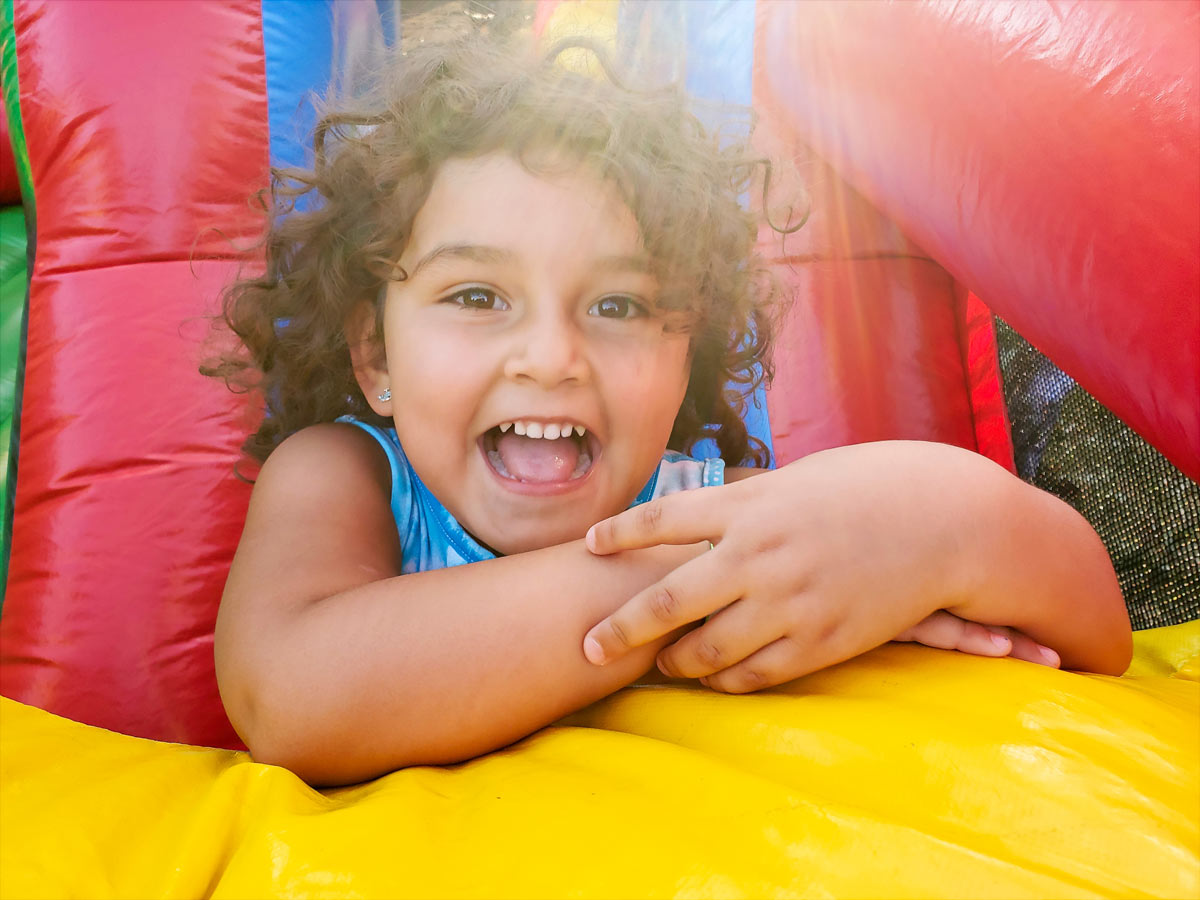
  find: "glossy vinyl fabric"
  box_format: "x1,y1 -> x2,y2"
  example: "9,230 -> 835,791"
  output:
745,11 -> 1014,470
757,0 -> 1200,481
0,0 -> 264,747
1,623 -> 1196,899
751,131 -> 1003,465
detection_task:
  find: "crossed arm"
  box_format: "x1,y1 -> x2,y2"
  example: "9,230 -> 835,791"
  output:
216,424 -> 706,785
582,441 -> 1132,689
217,428 -> 1131,785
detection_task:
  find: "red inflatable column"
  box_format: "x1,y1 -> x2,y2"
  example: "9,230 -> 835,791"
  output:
0,0 -> 267,747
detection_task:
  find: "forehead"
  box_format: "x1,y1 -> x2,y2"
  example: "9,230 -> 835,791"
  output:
403,154 -> 643,263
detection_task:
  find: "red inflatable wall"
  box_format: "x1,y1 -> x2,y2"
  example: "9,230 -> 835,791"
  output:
751,90 -> 1013,468
0,0 -> 265,747
757,0 -> 1199,481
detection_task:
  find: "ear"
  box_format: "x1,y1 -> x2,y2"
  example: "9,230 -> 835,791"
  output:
345,300 -> 392,417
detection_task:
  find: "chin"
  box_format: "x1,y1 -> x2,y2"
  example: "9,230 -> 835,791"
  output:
490,521 -> 591,556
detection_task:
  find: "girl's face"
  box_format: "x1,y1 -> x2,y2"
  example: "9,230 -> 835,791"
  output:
369,153 -> 691,555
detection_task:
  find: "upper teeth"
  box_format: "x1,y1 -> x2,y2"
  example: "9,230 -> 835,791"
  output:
499,421 -> 586,439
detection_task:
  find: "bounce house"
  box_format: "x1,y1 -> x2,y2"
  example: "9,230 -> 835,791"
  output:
1,0 -> 1197,896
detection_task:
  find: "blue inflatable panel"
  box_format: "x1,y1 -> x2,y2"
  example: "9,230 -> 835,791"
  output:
262,0 -> 334,175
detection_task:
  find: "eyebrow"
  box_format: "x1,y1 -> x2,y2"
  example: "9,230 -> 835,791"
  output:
595,253 -> 653,275
405,244 -> 513,280
404,243 -> 653,280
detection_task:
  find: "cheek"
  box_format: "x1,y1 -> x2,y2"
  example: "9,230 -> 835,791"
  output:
617,341 -> 690,421
388,321 -> 481,388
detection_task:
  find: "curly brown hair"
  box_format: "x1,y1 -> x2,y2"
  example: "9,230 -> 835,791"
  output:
204,33 -> 795,467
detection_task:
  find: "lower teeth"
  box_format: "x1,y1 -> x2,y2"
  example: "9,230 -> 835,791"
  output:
487,449 -> 511,478
571,450 -> 592,479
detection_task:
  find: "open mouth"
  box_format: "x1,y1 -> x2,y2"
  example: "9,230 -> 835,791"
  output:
480,420 -> 597,485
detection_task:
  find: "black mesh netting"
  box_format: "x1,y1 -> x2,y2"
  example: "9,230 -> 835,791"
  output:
996,319 -> 1200,630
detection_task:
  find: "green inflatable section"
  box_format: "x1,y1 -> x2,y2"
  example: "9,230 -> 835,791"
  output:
0,205 -> 24,598
1,0 -> 31,604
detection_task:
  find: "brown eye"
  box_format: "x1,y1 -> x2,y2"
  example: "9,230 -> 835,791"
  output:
444,287 -> 509,311
589,295 -> 644,319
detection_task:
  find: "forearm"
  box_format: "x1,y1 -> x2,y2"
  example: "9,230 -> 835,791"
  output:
220,540 -> 699,785
938,448 -> 1131,675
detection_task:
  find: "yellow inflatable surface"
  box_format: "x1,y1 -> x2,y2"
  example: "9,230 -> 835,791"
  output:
3,625 -> 1197,899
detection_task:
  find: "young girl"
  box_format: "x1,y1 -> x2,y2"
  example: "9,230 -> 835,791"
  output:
208,35 -> 1131,786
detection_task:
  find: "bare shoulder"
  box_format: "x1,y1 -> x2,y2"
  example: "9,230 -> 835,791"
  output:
723,465 -> 769,484
224,423 -> 401,616
254,422 -> 392,497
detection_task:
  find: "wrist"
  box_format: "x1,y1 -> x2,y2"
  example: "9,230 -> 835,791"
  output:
939,453 -> 1049,621
908,443 -> 1014,619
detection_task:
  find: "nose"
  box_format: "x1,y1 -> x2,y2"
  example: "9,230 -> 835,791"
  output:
502,305 -> 590,387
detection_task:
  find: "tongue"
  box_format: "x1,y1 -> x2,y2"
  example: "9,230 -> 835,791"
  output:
495,432 -> 581,483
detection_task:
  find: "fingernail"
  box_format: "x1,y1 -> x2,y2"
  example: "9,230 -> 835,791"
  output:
698,676 -> 710,688
584,635 -> 607,666
657,656 -> 674,677
990,633 -> 1011,649
1039,645 -> 1060,666
584,526 -> 597,552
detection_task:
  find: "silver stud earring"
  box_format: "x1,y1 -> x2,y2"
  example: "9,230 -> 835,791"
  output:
377,388 -> 391,402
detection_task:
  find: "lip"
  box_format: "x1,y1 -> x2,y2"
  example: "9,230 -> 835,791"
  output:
476,420 -> 602,497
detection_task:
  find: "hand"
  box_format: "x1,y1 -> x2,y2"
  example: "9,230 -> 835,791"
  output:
895,611 -> 1061,667
583,442 -> 1040,692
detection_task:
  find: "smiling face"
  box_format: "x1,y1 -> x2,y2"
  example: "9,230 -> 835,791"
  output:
353,154 -> 691,555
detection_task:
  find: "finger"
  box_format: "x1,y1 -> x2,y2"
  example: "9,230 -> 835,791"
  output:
1005,630 -> 1062,668
586,490 -> 723,555
894,611 -> 1010,655
892,610 -> 956,644
953,622 -> 1016,657
583,549 -> 737,665
656,598 -> 786,679
894,611 -> 1013,657
699,635 -> 807,694
956,623 -> 1060,667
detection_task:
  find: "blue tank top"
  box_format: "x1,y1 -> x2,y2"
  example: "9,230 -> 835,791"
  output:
337,417 -> 724,574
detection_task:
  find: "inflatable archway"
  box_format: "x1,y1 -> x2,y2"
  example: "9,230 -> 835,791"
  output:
0,1 -> 1196,896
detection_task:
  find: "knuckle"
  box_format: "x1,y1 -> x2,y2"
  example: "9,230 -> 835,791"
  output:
815,615 -> 841,647
925,617 -> 959,646
647,584 -> 682,623
607,617 -> 633,650
922,631 -> 954,651
1009,634 -> 1036,657
723,538 -> 757,568
637,501 -> 664,533
693,639 -> 725,671
961,622 -> 990,647
749,531 -> 786,556
744,667 -> 771,689
923,629 -> 955,651
733,666 -> 770,693
656,651 -> 678,677
782,597 -> 816,634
